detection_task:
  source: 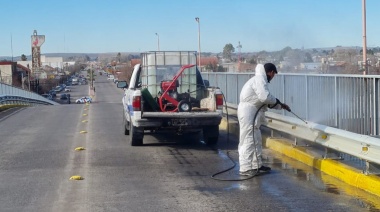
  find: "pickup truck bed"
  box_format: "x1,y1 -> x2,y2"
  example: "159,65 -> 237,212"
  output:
118,51 -> 223,146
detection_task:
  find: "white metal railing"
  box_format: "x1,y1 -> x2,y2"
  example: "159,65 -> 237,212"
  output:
203,72 -> 380,136
0,83 -> 58,106
264,111 -> 380,174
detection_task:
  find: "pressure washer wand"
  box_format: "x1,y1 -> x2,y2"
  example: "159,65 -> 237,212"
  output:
289,111 -> 308,124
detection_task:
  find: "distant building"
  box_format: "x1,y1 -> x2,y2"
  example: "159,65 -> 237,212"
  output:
327,61 -> 346,73
0,61 -> 15,85
300,62 -> 322,71
220,62 -> 238,72
238,63 -> 256,72
17,55 -> 65,73
41,55 -> 63,69
200,57 -> 218,72
0,61 -> 30,88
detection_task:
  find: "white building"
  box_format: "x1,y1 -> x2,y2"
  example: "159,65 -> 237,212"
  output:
17,55 -> 65,70
41,55 -> 63,69
0,62 -> 14,85
300,62 -> 322,71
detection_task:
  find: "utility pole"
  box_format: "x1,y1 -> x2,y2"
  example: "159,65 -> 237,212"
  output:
155,33 -> 160,51
90,65 -> 93,89
21,72 -> 24,89
11,34 -> 14,62
195,17 -> 201,71
362,0 -> 367,75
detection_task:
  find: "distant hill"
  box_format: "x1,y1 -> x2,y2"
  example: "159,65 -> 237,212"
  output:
0,47 -> 367,62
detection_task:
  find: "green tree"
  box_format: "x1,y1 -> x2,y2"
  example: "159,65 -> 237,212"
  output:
21,54 -> 27,61
87,69 -> 96,87
205,63 -> 214,71
248,56 -> 256,64
223,43 -> 235,60
217,65 -> 225,72
360,49 -> 375,55
304,52 -> 313,62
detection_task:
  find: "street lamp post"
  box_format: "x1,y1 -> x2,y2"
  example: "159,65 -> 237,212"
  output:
155,33 -> 160,51
195,17 -> 201,70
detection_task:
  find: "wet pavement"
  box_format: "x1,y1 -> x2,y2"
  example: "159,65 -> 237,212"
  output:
0,74 -> 379,211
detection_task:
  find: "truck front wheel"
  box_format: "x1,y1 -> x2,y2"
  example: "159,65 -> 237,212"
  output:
130,125 -> 144,146
203,125 -> 219,145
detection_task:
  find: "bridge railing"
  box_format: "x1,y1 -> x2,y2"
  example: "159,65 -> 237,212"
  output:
203,72 -> 380,136
0,82 -> 58,106
264,111 -> 380,174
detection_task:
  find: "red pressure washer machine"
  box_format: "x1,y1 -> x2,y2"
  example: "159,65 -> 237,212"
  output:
158,64 -> 196,112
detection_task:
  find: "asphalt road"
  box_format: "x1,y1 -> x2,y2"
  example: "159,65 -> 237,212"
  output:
0,73 -> 379,212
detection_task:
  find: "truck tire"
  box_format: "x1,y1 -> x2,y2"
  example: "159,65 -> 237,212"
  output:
203,125 -> 219,145
123,112 -> 130,135
130,125 -> 144,146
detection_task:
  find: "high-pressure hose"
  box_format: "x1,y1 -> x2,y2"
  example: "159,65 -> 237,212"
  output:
211,93 -> 266,181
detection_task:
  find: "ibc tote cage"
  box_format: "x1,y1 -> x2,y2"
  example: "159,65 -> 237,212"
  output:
140,51 -> 198,99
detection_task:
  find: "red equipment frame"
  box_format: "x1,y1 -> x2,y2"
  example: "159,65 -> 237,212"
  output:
158,64 -> 195,112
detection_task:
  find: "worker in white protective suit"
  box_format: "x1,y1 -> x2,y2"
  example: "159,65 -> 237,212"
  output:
238,63 -> 290,176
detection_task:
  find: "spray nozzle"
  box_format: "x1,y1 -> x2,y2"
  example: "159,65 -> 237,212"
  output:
280,103 -> 291,112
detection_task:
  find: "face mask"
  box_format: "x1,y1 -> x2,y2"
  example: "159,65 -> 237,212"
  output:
267,74 -> 272,83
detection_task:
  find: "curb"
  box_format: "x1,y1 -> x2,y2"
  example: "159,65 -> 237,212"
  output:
0,104 -> 27,112
220,118 -> 380,198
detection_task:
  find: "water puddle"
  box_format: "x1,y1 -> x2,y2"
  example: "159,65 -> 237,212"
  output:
267,150 -> 380,211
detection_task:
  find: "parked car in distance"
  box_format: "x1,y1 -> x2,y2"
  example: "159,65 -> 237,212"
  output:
54,86 -> 64,93
72,78 -> 79,85
60,93 -> 71,104
107,75 -> 115,80
49,90 -> 57,98
75,96 -> 92,104
41,94 -> 53,100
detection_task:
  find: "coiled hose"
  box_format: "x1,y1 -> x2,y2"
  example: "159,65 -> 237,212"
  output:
211,95 -> 266,181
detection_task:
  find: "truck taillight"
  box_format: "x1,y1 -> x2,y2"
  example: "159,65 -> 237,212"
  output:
132,96 -> 141,111
215,94 -> 224,110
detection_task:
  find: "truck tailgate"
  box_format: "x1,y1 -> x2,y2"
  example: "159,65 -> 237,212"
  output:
141,112 -> 222,118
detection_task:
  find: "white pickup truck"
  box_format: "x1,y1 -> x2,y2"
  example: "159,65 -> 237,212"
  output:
117,51 -> 223,146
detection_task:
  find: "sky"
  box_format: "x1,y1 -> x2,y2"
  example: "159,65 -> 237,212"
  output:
1,0 -> 380,57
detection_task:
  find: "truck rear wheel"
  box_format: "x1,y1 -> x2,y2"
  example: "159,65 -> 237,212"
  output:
203,125 -> 219,145
130,125 -> 144,146
123,111 -> 130,135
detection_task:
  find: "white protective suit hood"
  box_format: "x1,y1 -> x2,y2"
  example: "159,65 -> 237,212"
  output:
239,64 -> 277,109
255,64 -> 267,79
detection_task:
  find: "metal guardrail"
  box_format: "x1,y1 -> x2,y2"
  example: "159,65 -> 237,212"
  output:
264,111 -> 380,174
222,101 -> 380,174
0,95 -> 56,106
202,72 -> 380,136
0,82 -> 58,106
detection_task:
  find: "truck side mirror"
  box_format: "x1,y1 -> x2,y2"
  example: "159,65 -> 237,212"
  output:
203,80 -> 210,87
117,81 -> 128,89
